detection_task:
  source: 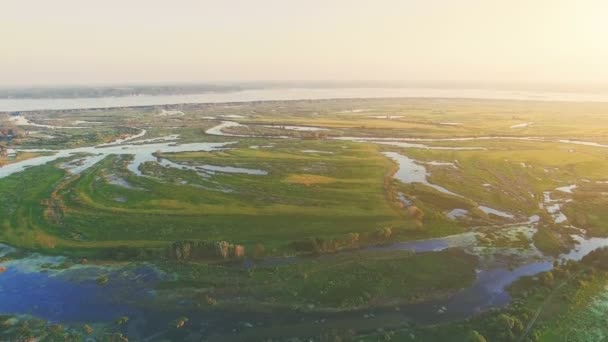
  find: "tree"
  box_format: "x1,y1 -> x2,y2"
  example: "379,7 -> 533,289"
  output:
540,271 -> 554,288
253,243 -> 266,258
495,313 -> 524,340
468,330 -> 487,342
375,227 -> 392,239
407,206 -> 424,228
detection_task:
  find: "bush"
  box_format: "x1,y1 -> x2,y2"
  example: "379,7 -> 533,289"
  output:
374,227 -> 392,240
169,240 -> 245,260
253,243 -> 266,259
468,330 -> 487,342
582,247 -> 608,270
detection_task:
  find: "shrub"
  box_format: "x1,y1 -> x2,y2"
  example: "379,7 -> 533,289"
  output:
468,330 -> 487,342
253,243 -> 266,258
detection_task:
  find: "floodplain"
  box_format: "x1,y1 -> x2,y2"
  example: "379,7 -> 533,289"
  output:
2,98 -> 608,341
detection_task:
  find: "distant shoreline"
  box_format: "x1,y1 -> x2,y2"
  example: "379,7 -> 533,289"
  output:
3,86 -> 608,112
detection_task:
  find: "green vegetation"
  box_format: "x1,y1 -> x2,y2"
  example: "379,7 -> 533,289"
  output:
56,141 -> 410,253
359,256 -> 608,342
157,249 -> 477,310
3,97 -> 608,340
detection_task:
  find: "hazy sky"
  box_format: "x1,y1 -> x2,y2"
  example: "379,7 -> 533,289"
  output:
2,0 -> 607,86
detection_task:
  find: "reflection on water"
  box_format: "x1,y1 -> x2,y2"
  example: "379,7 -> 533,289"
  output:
0,140 -> 236,179
2,222 -> 608,335
442,262 -> 553,317
0,248 -> 164,322
370,232 -> 478,253
478,205 -> 514,219
383,152 -> 465,197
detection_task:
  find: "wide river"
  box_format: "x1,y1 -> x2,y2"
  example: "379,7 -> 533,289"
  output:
3,87 -> 608,112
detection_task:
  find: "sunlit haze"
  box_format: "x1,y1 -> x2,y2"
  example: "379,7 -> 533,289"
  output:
2,0 -> 608,87
4,2 -> 608,341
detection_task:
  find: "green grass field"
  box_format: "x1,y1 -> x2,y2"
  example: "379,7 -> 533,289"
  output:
3,98 -> 608,254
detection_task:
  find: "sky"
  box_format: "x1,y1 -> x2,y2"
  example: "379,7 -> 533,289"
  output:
2,0 -> 608,87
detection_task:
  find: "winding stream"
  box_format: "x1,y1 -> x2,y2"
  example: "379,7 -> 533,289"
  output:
383,151 -> 464,197
0,140 -> 238,179
384,151 -> 516,219
4,113 -> 608,338
2,220 -> 608,338
0,126 -> 271,179
335,135 -> 608,150
0,144 -> 605,336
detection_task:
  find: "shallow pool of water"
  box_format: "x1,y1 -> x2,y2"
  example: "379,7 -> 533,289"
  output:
0,249 -> 165,323
383,152 -> 465,198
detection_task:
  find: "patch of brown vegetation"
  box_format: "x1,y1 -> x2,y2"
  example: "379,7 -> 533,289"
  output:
41,175 -> 79,227
284,174 -> 336,186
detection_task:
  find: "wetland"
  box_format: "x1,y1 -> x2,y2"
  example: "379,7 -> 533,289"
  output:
2,97 -> 608,341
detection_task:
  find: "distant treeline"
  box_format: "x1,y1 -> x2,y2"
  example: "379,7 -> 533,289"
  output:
0,81 -> 478,99
4,81 -> 608,99
0,84 -> 248,99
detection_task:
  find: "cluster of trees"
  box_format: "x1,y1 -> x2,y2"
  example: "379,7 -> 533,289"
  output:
0,127 -> 20,140
474,254 -> 608,342
300,131 -> 328,140
41,177 -> 74,226
289,227 -> 397,254
0,123 -> 21,157
100,246 -> 159,261
169,240 -> 246,261
290,234 -> 363,254
0,84 -> 244,99
464,313 -> 524,342
0,314 -> 132,341
581,246 -> 608,270
468,330 -> 487,342
407,205 -> 425,228
386,179 -> 426,230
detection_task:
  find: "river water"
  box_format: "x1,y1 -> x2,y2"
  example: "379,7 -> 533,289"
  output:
2,124 -> 606,332
0,141 -> 606,336
0,122 -> 274,179
0,246 -> 165,323
3,87 -> 608,112
2,220 -> 607,338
